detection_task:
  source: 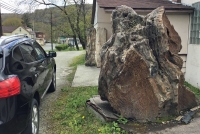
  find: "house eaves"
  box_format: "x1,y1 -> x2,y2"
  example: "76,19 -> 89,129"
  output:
2,26 -> 18,33
91,0 -> 194,24
103,8 -> 194,13
97,0 -> 194,10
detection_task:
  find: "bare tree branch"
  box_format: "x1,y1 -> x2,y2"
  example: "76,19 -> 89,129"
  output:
17,0 -> 90,50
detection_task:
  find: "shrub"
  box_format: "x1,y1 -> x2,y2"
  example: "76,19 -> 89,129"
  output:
55,44 -> 68,51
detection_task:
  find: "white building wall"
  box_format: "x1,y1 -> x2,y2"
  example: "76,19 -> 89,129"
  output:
12,27 -> 31,37
94,2 -> 112,40
3,33 -> 12,36
184,1 -> 200,87
182,0 -> 200,5
93,2 -> 98,25
167,13 -> 191,73
185,44 -> 200,88
167,14 -> 190,54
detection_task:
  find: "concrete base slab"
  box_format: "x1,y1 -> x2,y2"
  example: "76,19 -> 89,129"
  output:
86,95 -> 119,122
72,65 -> 100,87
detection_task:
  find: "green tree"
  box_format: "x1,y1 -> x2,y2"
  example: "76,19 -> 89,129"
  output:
2,18 -> 22,27
17,0 -> 92,50
34,22 -> 51,40
21,13 -> 32,28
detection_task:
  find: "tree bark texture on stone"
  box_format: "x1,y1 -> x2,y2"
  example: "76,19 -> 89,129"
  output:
98,5 -> 197,122
85,27 -> 96,66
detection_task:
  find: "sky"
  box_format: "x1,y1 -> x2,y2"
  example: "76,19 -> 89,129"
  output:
0,0 -> 94,13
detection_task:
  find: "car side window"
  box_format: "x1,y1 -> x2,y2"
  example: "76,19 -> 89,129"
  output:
13,46 -> 24,62
32,41 -> 46,61
20,44 -> 37,63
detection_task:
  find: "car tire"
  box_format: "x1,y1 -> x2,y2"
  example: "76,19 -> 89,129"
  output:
22,99 -> 39,134
48,71 -> 56,92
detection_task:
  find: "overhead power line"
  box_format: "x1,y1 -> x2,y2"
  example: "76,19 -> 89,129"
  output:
0,1 -> 25,14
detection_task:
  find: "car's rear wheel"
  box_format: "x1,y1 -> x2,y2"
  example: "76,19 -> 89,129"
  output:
48,71 -> 56,92
22,99 -> 39,134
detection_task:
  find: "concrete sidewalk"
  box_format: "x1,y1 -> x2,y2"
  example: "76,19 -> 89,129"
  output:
148,113 -> 200,134
72,65 -> 100,87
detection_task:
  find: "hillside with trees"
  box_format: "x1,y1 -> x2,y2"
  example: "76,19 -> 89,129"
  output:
1,4 -> 92,49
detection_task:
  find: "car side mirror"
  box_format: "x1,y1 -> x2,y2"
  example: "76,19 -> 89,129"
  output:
48,51 -> 57,57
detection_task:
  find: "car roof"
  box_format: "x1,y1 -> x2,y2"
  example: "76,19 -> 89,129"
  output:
0,35 -> 29,46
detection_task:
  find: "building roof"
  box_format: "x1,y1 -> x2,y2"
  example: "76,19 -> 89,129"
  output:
96,0 -> 194,11
2,26 -> 18,33
35,31 -> 44,34
92,0 -> 194,24
2,26 -> 35,36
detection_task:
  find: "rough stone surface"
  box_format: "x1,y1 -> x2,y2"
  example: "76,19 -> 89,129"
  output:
98,6 -> 197,122
95,27 -> 107,67
85,28 -> 96,66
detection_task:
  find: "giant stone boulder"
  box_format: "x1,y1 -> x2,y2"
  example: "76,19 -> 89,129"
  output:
98,6 -> 197,122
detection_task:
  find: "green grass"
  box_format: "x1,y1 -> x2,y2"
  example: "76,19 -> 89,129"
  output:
66,54 -> 86,84
48,54 -> 200,134
69,54 -> 85,67
67,47 -> 84,51
185,81 -> 200,100
48,53 -> 127,134
51,86 -> 127,134
153,116 -> 175,123
53,86 -> 98,133
67,68 -> 76,84
51,52 -> 194,134
55,43 -> 84,51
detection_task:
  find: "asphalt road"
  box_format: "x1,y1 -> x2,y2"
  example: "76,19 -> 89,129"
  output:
39,51 -> 84,134
42,43 -> 56,51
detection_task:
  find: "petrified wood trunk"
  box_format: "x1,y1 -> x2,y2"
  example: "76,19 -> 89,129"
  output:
95,27 -> 107,67
98,6 -> 197,122
85,27 -> 96,66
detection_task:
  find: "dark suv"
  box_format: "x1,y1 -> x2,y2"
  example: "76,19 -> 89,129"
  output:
0,35 -> 56,134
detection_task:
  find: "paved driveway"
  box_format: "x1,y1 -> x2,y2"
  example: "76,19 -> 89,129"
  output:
42,43 -> 56,51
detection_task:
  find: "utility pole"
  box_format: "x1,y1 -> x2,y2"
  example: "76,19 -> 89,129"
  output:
51,10 -> 53,50
0,4 -> 3,37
